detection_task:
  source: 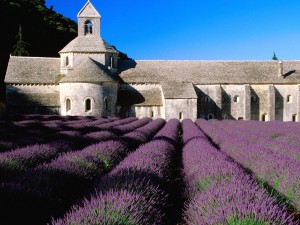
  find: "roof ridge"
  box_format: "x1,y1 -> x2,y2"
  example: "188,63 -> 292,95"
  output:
131,60 -> 289,62
10,56 -> 59,60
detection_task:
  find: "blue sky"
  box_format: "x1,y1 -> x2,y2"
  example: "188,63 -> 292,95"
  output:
46,0 -> 300,60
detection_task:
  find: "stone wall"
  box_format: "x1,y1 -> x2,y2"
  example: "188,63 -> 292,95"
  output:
6,84 -> 60,114
250,85 -> 273,121
274,85 -> 298,121
132,106 -> 162,119
60,82 -> 118,117
164,99 -> 197,121
221,85 -> 246,120
60,53 -> 106,74
195,85 -> 222,119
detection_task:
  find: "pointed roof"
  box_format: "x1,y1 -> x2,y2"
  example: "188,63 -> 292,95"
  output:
59,57 -> 118,83
77,0 -> 100,18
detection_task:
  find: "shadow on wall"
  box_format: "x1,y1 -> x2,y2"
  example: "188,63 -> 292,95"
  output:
250,87 -> 260,120
116,87 -> 144,118
275,87 -> 284,121
220,87 -> 235,120
0,101 -> 5,118
6,86 -> 60,115
116,60 -> 141,117
194,86 -> 223,120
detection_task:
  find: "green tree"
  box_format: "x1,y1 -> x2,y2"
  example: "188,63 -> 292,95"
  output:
11,25 -> 30,56
272,52 -> 278,60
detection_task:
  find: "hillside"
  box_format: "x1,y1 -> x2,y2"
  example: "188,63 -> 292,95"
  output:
0,0 -> 78,102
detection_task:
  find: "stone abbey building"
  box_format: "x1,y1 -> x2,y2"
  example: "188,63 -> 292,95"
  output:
5,1 -> 300,121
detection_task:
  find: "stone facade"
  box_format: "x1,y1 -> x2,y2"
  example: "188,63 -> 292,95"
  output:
4,1 -> 300,121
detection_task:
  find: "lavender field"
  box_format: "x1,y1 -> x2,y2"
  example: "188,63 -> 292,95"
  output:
0,115 -> 299,225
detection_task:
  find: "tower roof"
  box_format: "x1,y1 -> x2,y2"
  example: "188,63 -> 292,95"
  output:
59,36 -> 118,53
77,0 -> 100,18
59,57 -> 118,83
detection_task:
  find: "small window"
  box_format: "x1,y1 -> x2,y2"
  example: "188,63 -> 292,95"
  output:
63,56 -> 69,66
238,117 -> 244,120
179,112 -> 183,120
66,98 -> 71,112
84,20 -> 93,35
85,98 -> 92,112
104,96 -> 110,110
150,111 -> 154,117
110,56 -> 114,68
208,114 -> 215,120
222,114 -> 228,119
261,113 -> 268,122
233,95 -> 239,103
292,114 -> 297,122
204,96 -> 210,103
287,95 -> 292,103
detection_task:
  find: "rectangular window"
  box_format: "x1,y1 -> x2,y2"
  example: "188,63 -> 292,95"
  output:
150,111 -> 154,117
179,112 -> 183,120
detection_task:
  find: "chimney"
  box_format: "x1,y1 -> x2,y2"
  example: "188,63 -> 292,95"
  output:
278,60 -> 283,77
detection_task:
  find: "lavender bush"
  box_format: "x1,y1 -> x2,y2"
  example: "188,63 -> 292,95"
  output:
196,119 -> 300,211
0,118 -> 165,225
0,143 -> 66,180
182,119 -> 298,225
52,119 -> 180,225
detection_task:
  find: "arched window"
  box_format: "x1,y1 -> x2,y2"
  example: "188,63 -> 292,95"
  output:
66,98 -> 71,112
204,96 -> 210,103
233,95 -> 239,103
222,114 -> 228,119
292,114 -> 297,122
84,20 -> 93,35
287,95 -> 292,103
104,96 -> 110,110
208,113 -> 215,120
85,98 -> 92,112
261,113 -> 268,122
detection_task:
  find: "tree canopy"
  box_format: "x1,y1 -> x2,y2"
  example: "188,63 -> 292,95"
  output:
272,52 -> 278,60
0,0 -> 78,100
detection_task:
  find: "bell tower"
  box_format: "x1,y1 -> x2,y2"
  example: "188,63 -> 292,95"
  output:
77,0 -> 101,37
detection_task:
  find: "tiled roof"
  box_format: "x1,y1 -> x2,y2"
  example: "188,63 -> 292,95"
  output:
118,60 -> 300,84
59,57 -> 118,83
5,56 -> 61,84
59,36 -> 118,53
161,82 -> 197,99
117,85 -> 163,106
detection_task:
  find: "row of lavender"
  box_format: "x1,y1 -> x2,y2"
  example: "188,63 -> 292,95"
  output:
0,115 -> 128,152
0,117 -> 151,180
53,119 -> 181,224
51,119 -> 299,225
197,119 -> 300,212
0,117 -> 166,224
181,119 -> 298,224
212,119 -> 300,160
0,115 -> 299,224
